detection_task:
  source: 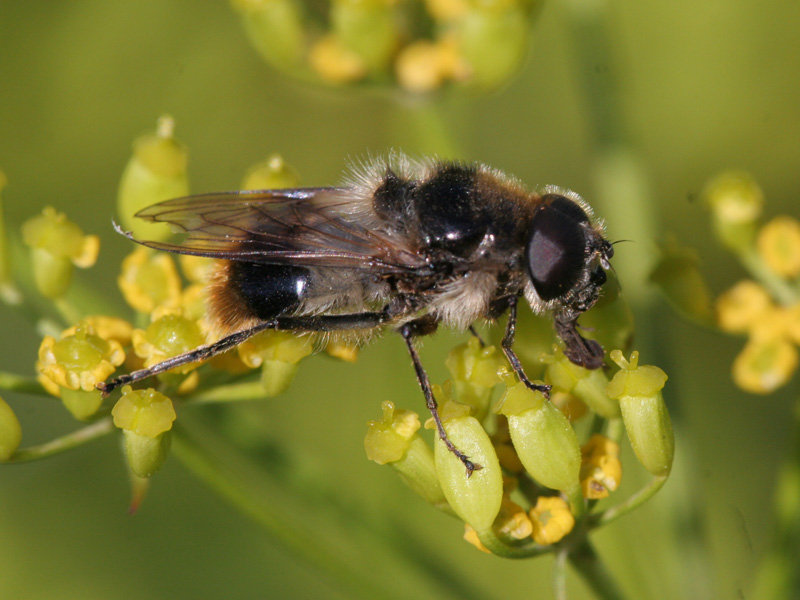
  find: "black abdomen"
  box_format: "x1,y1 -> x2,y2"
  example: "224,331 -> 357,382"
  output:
231,262 -> 310,320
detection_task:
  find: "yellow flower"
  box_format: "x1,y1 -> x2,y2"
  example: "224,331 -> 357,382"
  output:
716,280 -> 773,333
757,215 -> 800,279
37,322 -> 125,392
237,330 -> 313,367
325,339 -> 360,363
703,171 -> 764,225
463,524 -> 491,553
62,315 -> 134,347
733,338 -> 798,394
112,386 -> 176,438
395,40 -> 448,93
495,495 -> 533,542
550,390 -> 588,422
180,283 -> 207,323
236,330 -> 313,396
529,496 -> 575,545
580,434 -> 622,499
131,309 -> 206,373
21,207 -> 100,298
309,34 -> 367,84
365,401 -> 421,465
178,254 -> 215,284
118,247 -> 182,313
425,0 -> 468,22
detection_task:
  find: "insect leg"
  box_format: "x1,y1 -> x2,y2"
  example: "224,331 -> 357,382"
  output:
400,321 -> 481,477
501,297 -> 551,396
468,325 -> 486,347
99,309 -> 392,396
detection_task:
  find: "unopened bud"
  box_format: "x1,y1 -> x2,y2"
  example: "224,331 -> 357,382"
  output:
365,401 -> 448,510
238,330 -> 313,396
607,351 -> 673,476
428,391 -> 502,532
231,0 -> 305,69
544,349 -> 619,419
118,116 -> 189,242
496,378 -> 581,494
445,337 -> 504,421
703,171 -> 763,253
0,396 -> 22,461
241,154 -> 300,190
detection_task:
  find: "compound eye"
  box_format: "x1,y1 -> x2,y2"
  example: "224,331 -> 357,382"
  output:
591,265 -> 607,287
527,197 -> 587,301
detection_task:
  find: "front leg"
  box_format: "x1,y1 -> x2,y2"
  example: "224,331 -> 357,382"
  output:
399,317 -> 481,476
501,296 -> 551,396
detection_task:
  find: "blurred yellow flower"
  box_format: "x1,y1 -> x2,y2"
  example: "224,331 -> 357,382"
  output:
118,247 -> 182,313
529,496 -> 575,546
757,215 -> 800,278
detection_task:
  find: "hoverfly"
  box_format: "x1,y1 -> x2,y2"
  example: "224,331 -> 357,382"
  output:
100,154 -> 614,475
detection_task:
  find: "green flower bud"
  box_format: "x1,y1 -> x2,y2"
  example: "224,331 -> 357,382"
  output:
111,386 -> 177,438
455,2 -> 529,90
231,0 -> 305,69
131,311 -> 206,389
118,116 -> 189,243
259,360 -> 300,396
607,350 -> 673,476
60,388 -> 104,421
241,154 -> 301,190
22,207 -> 100,299
544,348 -> 619,419
238,330 -> 314,396
650,239 -> 714,324
113,386 -> 175,479
703,171 -> 763,253
365,401 -> 449,511
122,429 -> 172,478
0,396 -> 22,461
445,337 -> 504,421
496,379 -> 581,495
331,0 -> 398,74
429,392 -> 502,532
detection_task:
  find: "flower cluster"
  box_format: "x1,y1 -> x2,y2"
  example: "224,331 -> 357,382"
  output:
366,335 -> 672,557
1,118 -> 325,485
653,171 -> 800,394
230,0 -> 540,93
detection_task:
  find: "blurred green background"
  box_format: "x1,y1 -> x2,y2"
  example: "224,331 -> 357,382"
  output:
1,1 -> 799,599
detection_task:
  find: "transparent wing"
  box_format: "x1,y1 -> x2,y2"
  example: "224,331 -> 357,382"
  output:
125,188 -> 426,273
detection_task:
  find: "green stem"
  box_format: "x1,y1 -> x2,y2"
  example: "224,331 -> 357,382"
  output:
590,474 -> 668,527
5,418 -> 114,463
392,99 -> 463,158
737,247 -> 798,305
476,528 -> 549,559
0,372 -> 49,395
749,395 -> 800,599
53,297 -> 82,326
189,381 -> 266,403
567,538 -> 628,600
553,548 -> 568,600
170,423 -> 407,600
